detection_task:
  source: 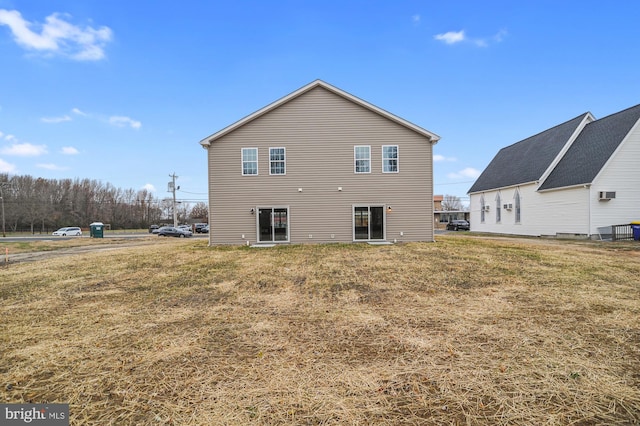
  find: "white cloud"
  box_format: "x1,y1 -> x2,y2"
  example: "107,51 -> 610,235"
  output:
142,183 -> 156,192
434,154 -> 457,162
447,167 -> 481,179
0,158 -> 17,173
109,116 -> 142,129
5,134 -> 16,142
61,146 -> 79,155
493,29 -> 508,43
434,29 -> 507,47
412,14 -> 421,25
72,107 -> 87,116
41,115 -> 71,123
0,9 -> 112,61
434,30 -> 465,45
0,131 -> 3,138
0,142 -> 48,156
37,163 -> 66,171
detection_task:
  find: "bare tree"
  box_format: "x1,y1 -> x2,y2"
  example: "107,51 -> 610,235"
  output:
1,173 -> 167,231
441,194 -> 463,211
190,202 -> 209,222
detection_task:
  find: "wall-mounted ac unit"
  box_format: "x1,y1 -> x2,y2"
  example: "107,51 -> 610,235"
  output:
503,203 -> 513,210
598,191 -> 616,201
483,205 -> 490,212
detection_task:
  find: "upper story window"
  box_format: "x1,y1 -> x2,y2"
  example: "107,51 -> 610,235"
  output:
382,145 -> 399,173
242,148 -> 258,175
269,147 -> 286,175
354,146 -> 371,173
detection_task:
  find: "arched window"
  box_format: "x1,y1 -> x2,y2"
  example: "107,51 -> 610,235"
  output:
480,195 -> 485,223
496,193 -> 501,223
515,190 -> 521,223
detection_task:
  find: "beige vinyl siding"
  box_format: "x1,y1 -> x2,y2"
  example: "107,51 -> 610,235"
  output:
207,86 -> 434,244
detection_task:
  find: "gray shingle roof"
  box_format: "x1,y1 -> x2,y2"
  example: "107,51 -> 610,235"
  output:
468,113 -> 588,194
538,104 -> 640,190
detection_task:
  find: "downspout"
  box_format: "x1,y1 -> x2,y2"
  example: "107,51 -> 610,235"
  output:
586,184 -> 591,238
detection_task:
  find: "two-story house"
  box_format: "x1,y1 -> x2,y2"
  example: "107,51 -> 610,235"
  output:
200,80 -> 440,245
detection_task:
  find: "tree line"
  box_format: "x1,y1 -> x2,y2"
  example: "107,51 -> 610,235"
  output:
0,174 -> 208,233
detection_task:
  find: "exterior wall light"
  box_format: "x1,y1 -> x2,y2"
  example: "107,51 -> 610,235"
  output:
387,206 -> 392,212
250,208 -> 255,214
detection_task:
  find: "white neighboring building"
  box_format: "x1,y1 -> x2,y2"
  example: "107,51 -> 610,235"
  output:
468,104 -> 640,238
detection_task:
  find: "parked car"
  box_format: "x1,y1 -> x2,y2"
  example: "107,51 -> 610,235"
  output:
446,220 -> 470,231
201,224 -> 209,233
157,226 -> 193,238
177,224 -> 192,232
52,227 -> 83,236
194,223 -> 208,233
149,225 -> 159,233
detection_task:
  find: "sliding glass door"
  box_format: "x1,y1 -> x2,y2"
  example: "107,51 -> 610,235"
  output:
258,207 -> 289,243
353,205 -> 385,241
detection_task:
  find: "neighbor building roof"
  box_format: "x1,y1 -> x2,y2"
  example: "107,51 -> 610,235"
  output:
538,103 -> 640,190
199,80 -> 441,146
468,113 -> 590,193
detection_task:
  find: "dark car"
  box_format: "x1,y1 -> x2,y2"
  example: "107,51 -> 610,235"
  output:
446,220 -> 470,231
157,226 -> 193,238
194,223 -> 208,233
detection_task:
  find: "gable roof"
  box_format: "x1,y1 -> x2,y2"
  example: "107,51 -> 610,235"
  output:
538,103 -> 640,190
467,113 -> 589,194
200,80 -> 440,146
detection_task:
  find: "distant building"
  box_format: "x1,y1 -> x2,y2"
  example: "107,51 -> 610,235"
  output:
433,195 -> 470,229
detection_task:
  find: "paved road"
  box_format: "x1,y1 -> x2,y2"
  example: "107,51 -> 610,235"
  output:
0,232 -> 208,242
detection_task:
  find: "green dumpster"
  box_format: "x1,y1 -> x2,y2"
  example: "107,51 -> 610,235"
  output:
89,222 -> 104,238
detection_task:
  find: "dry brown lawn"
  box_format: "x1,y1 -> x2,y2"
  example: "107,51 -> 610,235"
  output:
1,235 -> 639,425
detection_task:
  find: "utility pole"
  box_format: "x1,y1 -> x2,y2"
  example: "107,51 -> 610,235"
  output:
168,173 -> 179,227
0,182 -> 8,238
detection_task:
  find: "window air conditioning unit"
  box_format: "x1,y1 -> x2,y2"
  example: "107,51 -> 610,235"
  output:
503,203 -> 513,210
598,191 -> 616,201
483,205 -> 490,212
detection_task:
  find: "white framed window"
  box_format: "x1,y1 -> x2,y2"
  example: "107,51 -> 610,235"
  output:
242,148 -> 258,175
496,193 -> 502,223
354,146 -> 371,173
514,190 -> 521,223
480,195 -> 485,223
269,147 -> 286,175
382,145 -> 399,173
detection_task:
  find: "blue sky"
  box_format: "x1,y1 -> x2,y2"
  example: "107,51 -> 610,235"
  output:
1,1 -> 639,206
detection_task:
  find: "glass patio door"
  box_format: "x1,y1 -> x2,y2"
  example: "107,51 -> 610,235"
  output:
258,207 -> 289,243
353,206 -> 384,241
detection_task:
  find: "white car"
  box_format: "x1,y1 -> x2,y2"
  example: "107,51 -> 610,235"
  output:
52,227 -> 83,236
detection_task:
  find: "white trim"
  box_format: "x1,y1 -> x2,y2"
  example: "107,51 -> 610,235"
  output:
590,115 -> 640,186
241,147 -> 259,176
354,145 -> 371,174
352,204 -> 387,241
468,180 -> 538,195
255,206 -> 290,243
537,113 -> 595,188
200,80 -> 440,147
382,145 -> 399,173
269,147 -> 286,175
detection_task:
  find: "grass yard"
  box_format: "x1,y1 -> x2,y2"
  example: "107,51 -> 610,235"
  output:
1,236 -> 639,425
